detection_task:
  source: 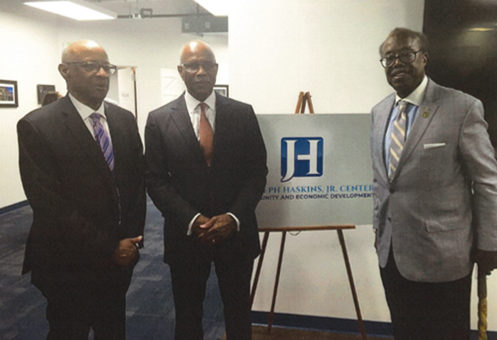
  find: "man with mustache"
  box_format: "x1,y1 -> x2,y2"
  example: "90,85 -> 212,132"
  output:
17,40 -> 145,339
145,41 -> 267,340
370,28 -> 497,339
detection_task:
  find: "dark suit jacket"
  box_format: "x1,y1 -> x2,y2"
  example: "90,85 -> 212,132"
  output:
17,95 -> 146,292
145,93 -> 267,264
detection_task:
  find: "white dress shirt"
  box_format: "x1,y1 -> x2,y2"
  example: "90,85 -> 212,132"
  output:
383,75 -> 428,171
184,90 -> 216,138
69,93 -> 113,146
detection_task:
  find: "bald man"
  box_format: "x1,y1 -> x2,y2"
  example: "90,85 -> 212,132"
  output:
17,40 -> 145,339
145,41 -> 267,340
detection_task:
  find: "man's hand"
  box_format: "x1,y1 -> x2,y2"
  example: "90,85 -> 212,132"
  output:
472,249 -> 497,275
191,214 -> 211,237
196,214 -> 237,245
113,235 -> 143,269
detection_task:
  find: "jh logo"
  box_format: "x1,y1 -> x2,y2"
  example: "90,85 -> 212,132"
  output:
281,137 -> 323,182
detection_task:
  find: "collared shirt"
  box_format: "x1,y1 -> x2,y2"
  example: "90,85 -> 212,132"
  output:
69,93 -> 113,146
184,90 -> 240,235
383,76 -> 428,171
184,90 -> 216,138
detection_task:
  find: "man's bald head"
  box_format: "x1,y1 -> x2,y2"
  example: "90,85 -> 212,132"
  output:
177,41 -> 218,102
180,41 -> 216,65
61,40 -> 108,63
58,40 -> 111,110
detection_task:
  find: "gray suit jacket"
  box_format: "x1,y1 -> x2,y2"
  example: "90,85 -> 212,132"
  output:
370,78 -> 497,282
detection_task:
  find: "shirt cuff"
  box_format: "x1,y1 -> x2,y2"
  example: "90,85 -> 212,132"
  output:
227,212 -> 240,231
187,213 -> 201,236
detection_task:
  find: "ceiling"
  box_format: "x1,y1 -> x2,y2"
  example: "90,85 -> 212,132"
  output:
85,0 -> 210,18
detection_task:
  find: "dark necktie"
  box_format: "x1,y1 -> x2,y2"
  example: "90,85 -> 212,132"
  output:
388,101 -> 407,180
198,103 -> 214,166
89,113 -> 114,171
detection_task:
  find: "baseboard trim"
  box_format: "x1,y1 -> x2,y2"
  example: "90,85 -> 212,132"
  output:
0,200 -> 29,215
251,311 -> 497,339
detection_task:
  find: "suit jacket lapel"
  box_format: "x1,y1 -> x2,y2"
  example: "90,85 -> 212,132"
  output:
105,103 -> 127,179
375,94 -> 395,183
391,79 -> 440,182
170,95 -> 205,162
62,97 -> 116,179
212,93 -> 233,167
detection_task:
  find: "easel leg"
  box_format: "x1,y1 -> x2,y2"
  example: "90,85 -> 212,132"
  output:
337,229 -> 367,340
251,231 -> 270,306
268,231 -> 287,334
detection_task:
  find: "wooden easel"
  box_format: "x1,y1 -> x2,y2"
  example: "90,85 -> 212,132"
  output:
295,91 -> 314,114
250,92 -> 367,340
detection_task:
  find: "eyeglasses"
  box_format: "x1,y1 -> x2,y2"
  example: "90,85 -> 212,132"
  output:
181,61 -> 218,72
65,61 -> 117,75
380,50 -> 422,68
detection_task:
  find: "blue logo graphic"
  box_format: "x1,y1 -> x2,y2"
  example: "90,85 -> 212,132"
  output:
281,137 -> 323,182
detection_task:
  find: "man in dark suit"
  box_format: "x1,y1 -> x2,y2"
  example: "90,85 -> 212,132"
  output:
370,28 -> 497,340
145,41 -> 267,340
17,40 -> 145,340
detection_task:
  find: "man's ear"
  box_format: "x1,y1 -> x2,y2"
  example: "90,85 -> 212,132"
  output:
58,63 -> 69,80
177,65 -> 185,81
422,52 -> 429,66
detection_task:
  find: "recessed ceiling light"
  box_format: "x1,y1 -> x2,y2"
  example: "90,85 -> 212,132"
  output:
24,0 -> 116,21
194,0 -> 229,16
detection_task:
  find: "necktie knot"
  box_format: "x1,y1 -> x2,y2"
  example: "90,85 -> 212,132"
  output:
90,112 -> 102,123
199,103 -> 208,113
397,101 -> 408,120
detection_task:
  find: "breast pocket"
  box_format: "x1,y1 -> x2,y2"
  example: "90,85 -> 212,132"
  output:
424,219 -> 462,233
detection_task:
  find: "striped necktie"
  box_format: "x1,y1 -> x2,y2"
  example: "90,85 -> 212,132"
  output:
90,113 -> 114,171
198,103 -> 214,166
388,101 -> 408,181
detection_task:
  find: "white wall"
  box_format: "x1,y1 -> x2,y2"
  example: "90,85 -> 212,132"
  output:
2,0 -> 496,333
230,0 -> 497,332
54,17 -> 229,136
230,0 -> 423,114
0,0 -> 65,208
0,1 -> 228,209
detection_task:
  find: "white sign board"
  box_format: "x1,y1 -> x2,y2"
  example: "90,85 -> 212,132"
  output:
255,114 -> 373,228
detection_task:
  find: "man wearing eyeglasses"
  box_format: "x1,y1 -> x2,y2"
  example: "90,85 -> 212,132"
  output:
145,41 -> 267,340
17,40 -> 145,339
370,27 -> 497,340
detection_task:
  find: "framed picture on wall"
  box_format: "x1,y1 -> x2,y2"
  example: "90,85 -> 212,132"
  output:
37,84 -> 56,104
214,85 -> 229,98
0,80 -> 18,108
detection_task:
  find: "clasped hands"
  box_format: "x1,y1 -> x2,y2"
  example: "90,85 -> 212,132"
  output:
113,235 -> 143,269
192,214 -> 236,245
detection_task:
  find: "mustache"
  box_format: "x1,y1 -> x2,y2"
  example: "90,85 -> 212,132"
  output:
391,68 -> 410,76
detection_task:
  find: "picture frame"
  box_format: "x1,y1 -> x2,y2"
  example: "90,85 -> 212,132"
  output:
37,84 -> 56,104
214,85 -> 229,98
0,80 -> 18,108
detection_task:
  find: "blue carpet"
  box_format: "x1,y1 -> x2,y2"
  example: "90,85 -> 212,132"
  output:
0,197 -> 226,340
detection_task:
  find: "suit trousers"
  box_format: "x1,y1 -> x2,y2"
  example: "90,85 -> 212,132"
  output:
380,250 -> 471,340
169,252 -> 254,340
43,279 -> 127,340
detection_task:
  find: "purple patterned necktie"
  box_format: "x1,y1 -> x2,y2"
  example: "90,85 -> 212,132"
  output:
90,113 -> 114,171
